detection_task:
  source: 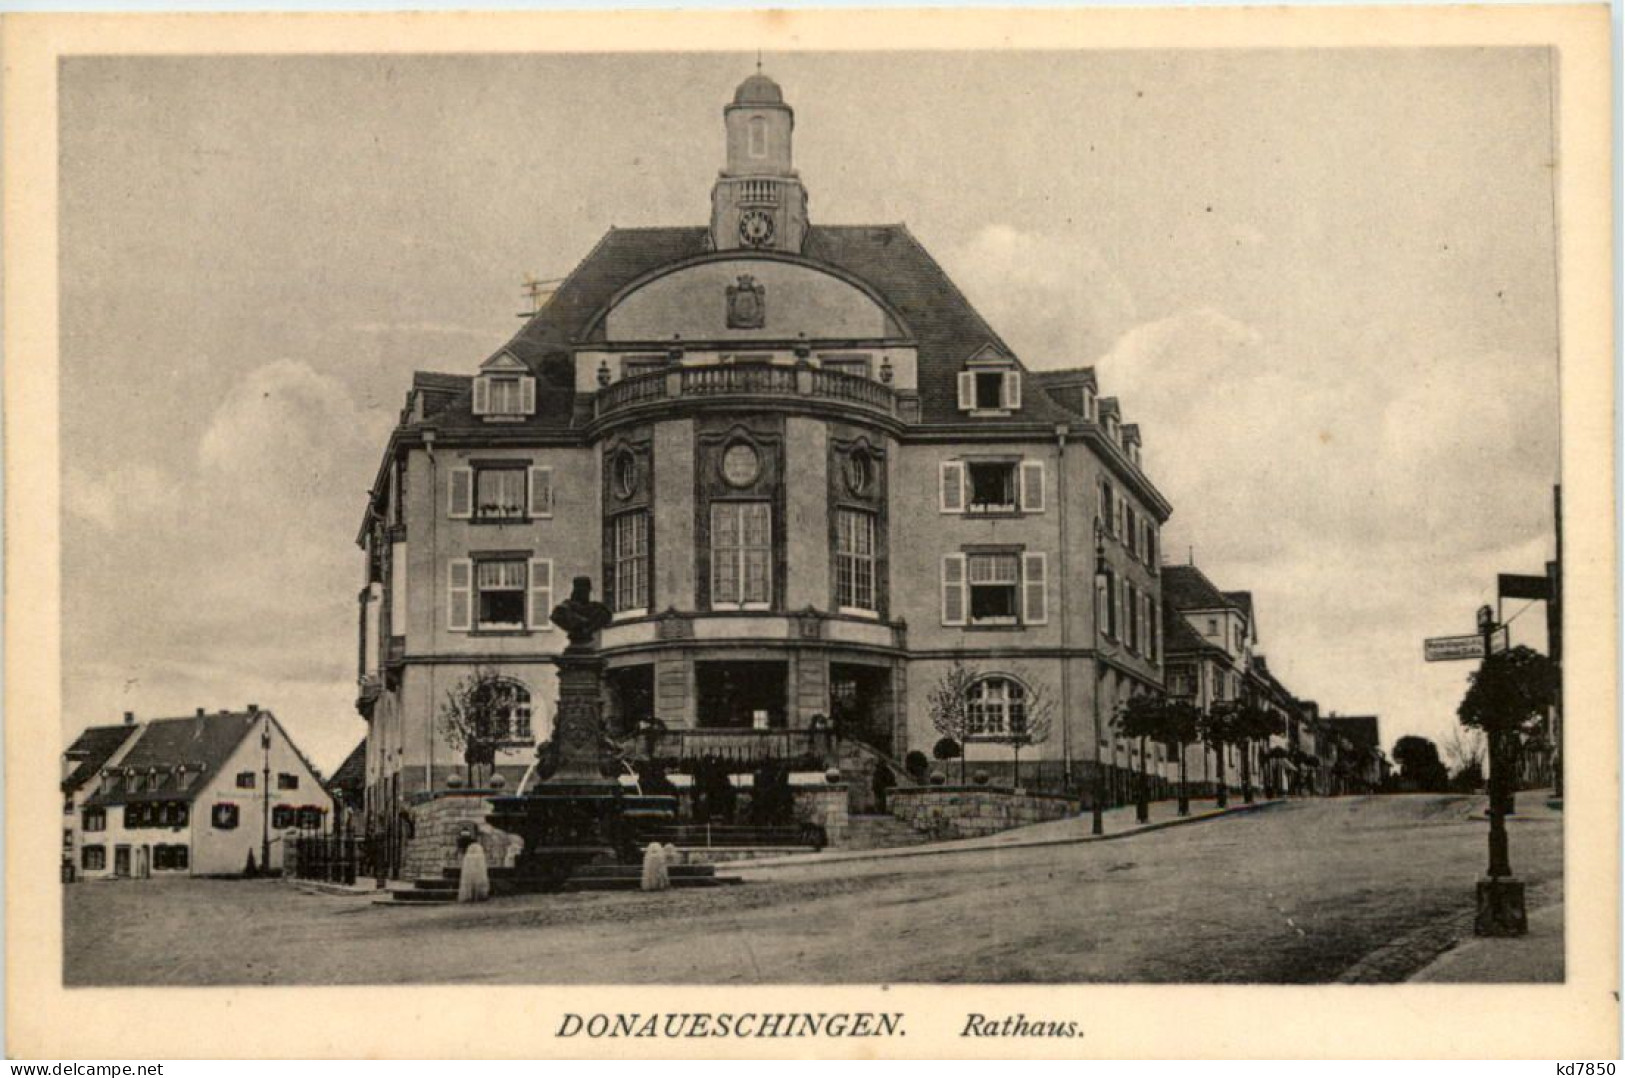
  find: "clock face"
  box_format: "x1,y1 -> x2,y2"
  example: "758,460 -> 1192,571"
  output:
739,210 -> 776,248
722,442 -> 762,487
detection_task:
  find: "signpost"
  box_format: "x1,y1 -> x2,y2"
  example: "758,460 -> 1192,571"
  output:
1424,609 -> 1528,936
1424,628 -> 1508,662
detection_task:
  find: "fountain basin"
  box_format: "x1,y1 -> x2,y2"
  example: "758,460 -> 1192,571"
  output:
487,789 -> 679,892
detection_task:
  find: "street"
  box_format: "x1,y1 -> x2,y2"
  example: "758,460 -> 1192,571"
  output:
64,794 -> 1562,985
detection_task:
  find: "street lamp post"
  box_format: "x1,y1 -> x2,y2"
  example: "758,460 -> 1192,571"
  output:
1091,519 -> 1108,837
260,723 -> 272,878
1475,603 -> 1527,936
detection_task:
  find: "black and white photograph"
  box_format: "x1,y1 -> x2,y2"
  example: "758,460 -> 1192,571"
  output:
5,7 -> 1617,1061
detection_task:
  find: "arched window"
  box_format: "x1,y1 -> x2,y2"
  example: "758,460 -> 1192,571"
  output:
471,678 -> 533,742
965,675 -> 1028,738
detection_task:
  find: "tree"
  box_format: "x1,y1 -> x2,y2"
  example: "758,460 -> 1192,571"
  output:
1391,735 -> 1450,792
438,666 -> 522,789
1459,645 -> 1559,815
926,658 -> 978,785
1164,700 -> 1201,816
985,674 -> 1056,790
1198,701 -> 1240,809
1115,693 -> 1193,822
1230,702 -> 1284,804
1441,726 -> 1487,785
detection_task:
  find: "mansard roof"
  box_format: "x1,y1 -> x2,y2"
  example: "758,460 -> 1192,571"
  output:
403,223 -> 1076,431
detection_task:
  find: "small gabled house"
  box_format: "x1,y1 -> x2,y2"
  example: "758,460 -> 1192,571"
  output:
61,717 -> 142,875
73,707 -> 330,878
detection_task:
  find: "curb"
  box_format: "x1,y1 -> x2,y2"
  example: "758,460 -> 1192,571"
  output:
735,798 -> 1288,872
290,879 -> 383,897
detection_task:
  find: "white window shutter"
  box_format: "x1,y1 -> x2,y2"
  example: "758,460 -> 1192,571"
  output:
519,376 -> 537,416
447,559 -> 472,632
529,466 -> 553,518
1019,460 -> 1045,513
956,371 -> 975,411
1022,552 -> 1048,625
528,559 -> 554,630
1003,371 -> 1022,410
472,377 -> 489,416
939,461 -> 965,513
448,468 -> 473,519
941,553 -> 968,626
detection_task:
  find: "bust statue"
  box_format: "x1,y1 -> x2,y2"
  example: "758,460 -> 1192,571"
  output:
550,575 -> 613,647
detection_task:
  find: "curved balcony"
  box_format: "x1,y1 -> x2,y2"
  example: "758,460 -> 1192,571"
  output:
594,363 -> 898,422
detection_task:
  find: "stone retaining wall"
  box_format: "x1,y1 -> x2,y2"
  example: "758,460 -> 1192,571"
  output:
792,783 -> 849,847
887,786 -> 1079,841
401,793 -> 524,881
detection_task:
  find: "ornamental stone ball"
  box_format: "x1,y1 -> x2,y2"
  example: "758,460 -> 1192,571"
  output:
550,576 -> 613,647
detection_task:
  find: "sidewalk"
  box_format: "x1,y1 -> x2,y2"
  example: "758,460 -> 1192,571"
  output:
1466,788 -> 1563,823
1408,902 -> 1564,983
737,794 -> 1288,872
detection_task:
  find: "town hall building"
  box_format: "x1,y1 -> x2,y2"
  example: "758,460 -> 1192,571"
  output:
354,72 -> 1173,828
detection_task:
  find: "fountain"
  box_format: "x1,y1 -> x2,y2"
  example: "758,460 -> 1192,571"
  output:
485,576 -> 680,891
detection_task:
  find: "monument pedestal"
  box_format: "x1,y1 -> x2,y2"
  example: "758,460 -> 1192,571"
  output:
1474,875 -> 1528,937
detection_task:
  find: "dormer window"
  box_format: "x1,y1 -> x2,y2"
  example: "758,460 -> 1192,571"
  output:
956,346 -> 1022,414
473,352 -> 536,420
1105,415 -> 1120,442
1082,388 -> 1097,420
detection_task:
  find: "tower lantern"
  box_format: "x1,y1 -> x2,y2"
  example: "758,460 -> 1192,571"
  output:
711,70 -> 809,253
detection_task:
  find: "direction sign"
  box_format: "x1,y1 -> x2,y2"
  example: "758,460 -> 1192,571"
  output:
1424,629 -> 1509,662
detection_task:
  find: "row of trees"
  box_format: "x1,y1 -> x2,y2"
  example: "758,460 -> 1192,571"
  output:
925,658 -> 1287,812
1115,692 -> 1286,819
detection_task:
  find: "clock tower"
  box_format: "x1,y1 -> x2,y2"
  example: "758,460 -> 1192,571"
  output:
710,71 -> 809,253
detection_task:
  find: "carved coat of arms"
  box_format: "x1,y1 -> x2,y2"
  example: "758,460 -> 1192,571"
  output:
726,274 -> 766,329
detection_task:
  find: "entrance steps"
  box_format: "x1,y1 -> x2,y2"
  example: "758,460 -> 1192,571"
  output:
842,813 -> 934,851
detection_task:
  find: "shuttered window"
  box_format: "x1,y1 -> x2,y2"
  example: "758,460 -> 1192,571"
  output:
1022,552 -> 1048,625
448,559 -> 473,631
476,560 -> 526,630
940,461 -> 965,513
941,553 -> 967,626
529,466 -> 554,518
1019,460 -> 1045,512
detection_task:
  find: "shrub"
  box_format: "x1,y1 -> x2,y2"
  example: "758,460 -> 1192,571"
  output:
904,750 -> 930,782
929,772 -> 947,786
933,737 -> 961,762
972,769 -> 990,786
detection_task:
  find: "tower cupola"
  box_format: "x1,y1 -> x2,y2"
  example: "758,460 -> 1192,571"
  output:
711,69 -> 809,253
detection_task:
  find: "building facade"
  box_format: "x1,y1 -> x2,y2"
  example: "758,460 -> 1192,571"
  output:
67,707 -> 329,879
354,73 -> 1173,827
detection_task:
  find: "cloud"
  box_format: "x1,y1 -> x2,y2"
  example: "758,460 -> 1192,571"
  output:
938,224 -> 1139,365
64,359 -> 386,769
64,463 -> 182,531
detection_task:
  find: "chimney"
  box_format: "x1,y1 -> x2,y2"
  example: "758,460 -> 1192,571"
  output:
123,711 -> 135,725
195,707 -> 206,717
246,704 -> 259,714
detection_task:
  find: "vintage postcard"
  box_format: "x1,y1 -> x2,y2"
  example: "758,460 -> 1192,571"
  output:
4,6 -> 1617,1060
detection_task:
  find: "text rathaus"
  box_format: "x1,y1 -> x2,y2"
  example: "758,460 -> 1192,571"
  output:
355,72 -> 1171,830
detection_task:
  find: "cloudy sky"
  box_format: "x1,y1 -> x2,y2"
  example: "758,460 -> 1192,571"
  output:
59,49 -> 1559,773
